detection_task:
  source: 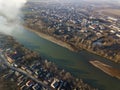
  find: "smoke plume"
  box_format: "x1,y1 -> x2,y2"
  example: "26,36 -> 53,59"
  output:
0,0 -> 27,34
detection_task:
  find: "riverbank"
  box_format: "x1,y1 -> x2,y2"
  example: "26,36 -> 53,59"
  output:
21,26 -> 120,79
0,33 -> 97,90
24,27 -> 78,52
89,60 -> 120,80
24,26 -> 119,64
9,25 -> 120,90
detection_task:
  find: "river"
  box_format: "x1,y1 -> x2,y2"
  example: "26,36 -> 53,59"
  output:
9,26 -> 120,90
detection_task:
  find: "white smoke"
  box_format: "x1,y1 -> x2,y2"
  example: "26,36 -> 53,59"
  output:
0,0 -> 27,34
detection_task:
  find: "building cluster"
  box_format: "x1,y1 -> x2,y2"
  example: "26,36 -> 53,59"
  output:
24,2 -> 120,63
5,49 -> 95,90
5,49 -> 72,90
3,69 -> 44,90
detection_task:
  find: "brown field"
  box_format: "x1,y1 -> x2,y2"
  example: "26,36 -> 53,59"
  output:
100,9 -> 120,17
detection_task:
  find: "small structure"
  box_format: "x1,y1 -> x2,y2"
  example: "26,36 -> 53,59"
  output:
6,55 -> 14,63
32,83 -> 42,90
51,78 -> 59,89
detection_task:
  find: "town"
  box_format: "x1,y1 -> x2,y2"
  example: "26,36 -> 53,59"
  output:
0,34 -> 97,90
23,1 -> 120,63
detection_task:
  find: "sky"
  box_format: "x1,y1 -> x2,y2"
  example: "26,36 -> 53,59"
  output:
29,0 -> 120,2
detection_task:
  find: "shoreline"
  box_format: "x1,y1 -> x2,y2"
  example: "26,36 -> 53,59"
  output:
89,60 -> 120,80
24,26 -> 78,52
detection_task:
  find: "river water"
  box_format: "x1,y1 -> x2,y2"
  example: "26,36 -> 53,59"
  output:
9,26 -> 120,90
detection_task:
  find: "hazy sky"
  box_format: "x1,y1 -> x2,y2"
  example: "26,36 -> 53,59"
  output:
28,0 -> 120,4
0,0 -> 27,19
0,0 -> 27,34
